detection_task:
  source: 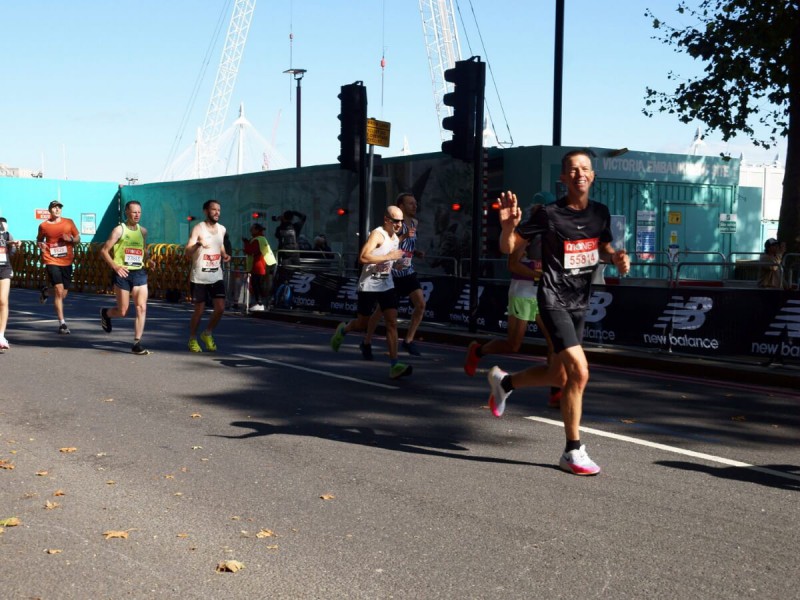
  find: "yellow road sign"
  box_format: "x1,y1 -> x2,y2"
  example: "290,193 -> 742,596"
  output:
366,118 -> 391,148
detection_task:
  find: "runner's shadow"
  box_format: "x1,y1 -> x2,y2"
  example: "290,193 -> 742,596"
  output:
656,460 -> 800,491
215,420 -> 549,468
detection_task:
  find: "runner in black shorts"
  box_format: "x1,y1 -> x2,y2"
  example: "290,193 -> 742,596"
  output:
486,149 -> 630,476
362,193 -> 427,358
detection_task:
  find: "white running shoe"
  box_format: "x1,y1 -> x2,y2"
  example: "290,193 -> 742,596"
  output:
559,445 -> 601,476
487,366 -> 511,418
250,304 -> 265,312
0,335 -> 9,349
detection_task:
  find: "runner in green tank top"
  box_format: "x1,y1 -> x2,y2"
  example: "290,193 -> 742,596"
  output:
99,201 -> 155,355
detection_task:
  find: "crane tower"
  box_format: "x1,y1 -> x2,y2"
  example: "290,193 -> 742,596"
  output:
196,0 -> 257,178
418,0 -> 462,142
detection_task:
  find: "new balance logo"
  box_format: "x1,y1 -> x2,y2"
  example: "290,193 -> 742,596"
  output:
654,296 -> 712,331
453,284 -> 483,312
335,277 -> 359,301
288,272 -> 315,294
764,299 -> 800,338
586,291 -> 612,323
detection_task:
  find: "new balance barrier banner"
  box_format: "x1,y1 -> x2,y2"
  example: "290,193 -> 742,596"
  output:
282,270 -> 800,363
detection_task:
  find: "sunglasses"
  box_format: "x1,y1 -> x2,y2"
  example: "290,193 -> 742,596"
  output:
386,217 -> 403,224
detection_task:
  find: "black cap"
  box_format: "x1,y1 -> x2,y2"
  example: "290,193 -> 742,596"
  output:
49,200 -> 63,210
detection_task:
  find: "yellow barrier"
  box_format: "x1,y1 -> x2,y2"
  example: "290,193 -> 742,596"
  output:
10,243 -> 195,300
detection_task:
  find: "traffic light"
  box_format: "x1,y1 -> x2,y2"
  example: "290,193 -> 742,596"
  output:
338,82 -> 367,172
441,57 -> 484,161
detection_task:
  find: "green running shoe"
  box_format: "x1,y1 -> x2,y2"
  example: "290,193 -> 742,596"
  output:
330,322 -> 346,352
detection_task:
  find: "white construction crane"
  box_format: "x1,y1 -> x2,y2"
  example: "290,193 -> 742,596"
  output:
418,0 -> 462,142
196,0 -> 257,178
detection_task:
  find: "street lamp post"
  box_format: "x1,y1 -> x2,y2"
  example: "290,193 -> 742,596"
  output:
283,68 -> 307,168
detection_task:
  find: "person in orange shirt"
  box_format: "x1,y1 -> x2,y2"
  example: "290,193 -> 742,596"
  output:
37,200 -> 80,334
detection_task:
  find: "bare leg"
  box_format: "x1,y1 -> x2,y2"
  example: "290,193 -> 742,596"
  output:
403,288 -> 426,343
364,307 -> 383,345
383,308 -> 399,360
0,279 -> 9,335
131,285 -> 148,339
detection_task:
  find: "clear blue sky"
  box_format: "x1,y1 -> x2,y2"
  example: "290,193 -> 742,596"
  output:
0,0 -> 787,184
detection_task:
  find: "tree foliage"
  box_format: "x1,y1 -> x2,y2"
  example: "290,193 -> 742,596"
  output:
644,0 -> 800,258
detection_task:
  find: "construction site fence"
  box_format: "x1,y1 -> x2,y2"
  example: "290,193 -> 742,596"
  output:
9,243 -> 799,298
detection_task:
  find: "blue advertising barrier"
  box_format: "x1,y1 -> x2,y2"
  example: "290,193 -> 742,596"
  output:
279,270 -> 800,363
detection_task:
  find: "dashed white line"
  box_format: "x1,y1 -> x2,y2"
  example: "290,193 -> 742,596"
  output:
525,415 -> 800,483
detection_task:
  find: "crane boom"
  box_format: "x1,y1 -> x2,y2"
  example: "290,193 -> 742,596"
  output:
197,0 -> 257,177
418,0 -> 462,142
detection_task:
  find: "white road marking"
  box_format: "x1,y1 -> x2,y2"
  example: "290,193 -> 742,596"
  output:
525,415 -> 800,483
234,353 -> 400,390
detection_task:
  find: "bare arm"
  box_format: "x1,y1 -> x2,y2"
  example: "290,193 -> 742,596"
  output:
101,225 -> 126,275
507,241 -> 540,280
359,230 -> 403,264
497,191 -> 524,255
185,224 -> 203,257
599,242 -> 630,276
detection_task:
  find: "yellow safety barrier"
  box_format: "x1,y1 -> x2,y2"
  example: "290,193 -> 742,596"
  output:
10,243 -> 194,300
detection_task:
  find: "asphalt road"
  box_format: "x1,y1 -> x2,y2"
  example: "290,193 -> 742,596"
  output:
1,289 -> 799,599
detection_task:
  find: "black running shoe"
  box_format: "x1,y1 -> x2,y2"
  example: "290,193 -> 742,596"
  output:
360,342 -> 373,361
39,286 -> 48,304
100,308 -> 112,333
131,342 -> 150,355
58,323 -> 70,335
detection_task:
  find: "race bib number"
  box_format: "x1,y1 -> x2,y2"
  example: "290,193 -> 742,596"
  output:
201,253 -> 221,272
49,243 -> 68,258
124,248 -> 143,266
563,238 -> 599,270
0,247 -> 6,265
398,250 -> 413,269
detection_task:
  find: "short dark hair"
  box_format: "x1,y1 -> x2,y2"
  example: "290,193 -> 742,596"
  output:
561,149 -> 594,173
395,192 -> 414,206
124,200 -> 141,212
203,199 -> 219,211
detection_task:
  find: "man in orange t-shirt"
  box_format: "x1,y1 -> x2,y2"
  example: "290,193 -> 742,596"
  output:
37,200 -> 80,334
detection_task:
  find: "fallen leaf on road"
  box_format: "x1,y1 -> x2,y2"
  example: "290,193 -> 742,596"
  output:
103,398 -> 114,402
44,500 -> 60,510
320,494 -> 335,500
0,517 -> 21,527
621,419 -> 636,424
256,529 -> 276,538
216,560 -> 245,573
191,413 -> 202,418
732,415 -> 747,421
45,548 -> 62,554
192,446 -> 203,450
53,490 -> 65,496
265,544 -> 279,550
102,530 -> 130,539
36,471 -> 49,477
0,460 -> 14,470
106,480 -> 116,485
177,533 -> 189,538
164,474 -> 175,479
59,447 -> 77,453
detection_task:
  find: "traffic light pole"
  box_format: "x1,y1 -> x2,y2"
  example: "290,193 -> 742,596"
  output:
468,62 -> 486,334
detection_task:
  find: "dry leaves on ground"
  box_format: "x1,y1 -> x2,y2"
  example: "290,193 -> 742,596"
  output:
256,529 -> 276,538
216,560 -> 245,573
45,549 -> 62,554
44,500 -> 60,510
59,447 -> 77,453
320,494 -> 335,500
0,517 -> 21,527
191,413 -> 202,418
0,459 -> 15,470
102,530 -> 131,540
53,490 -> 65,496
